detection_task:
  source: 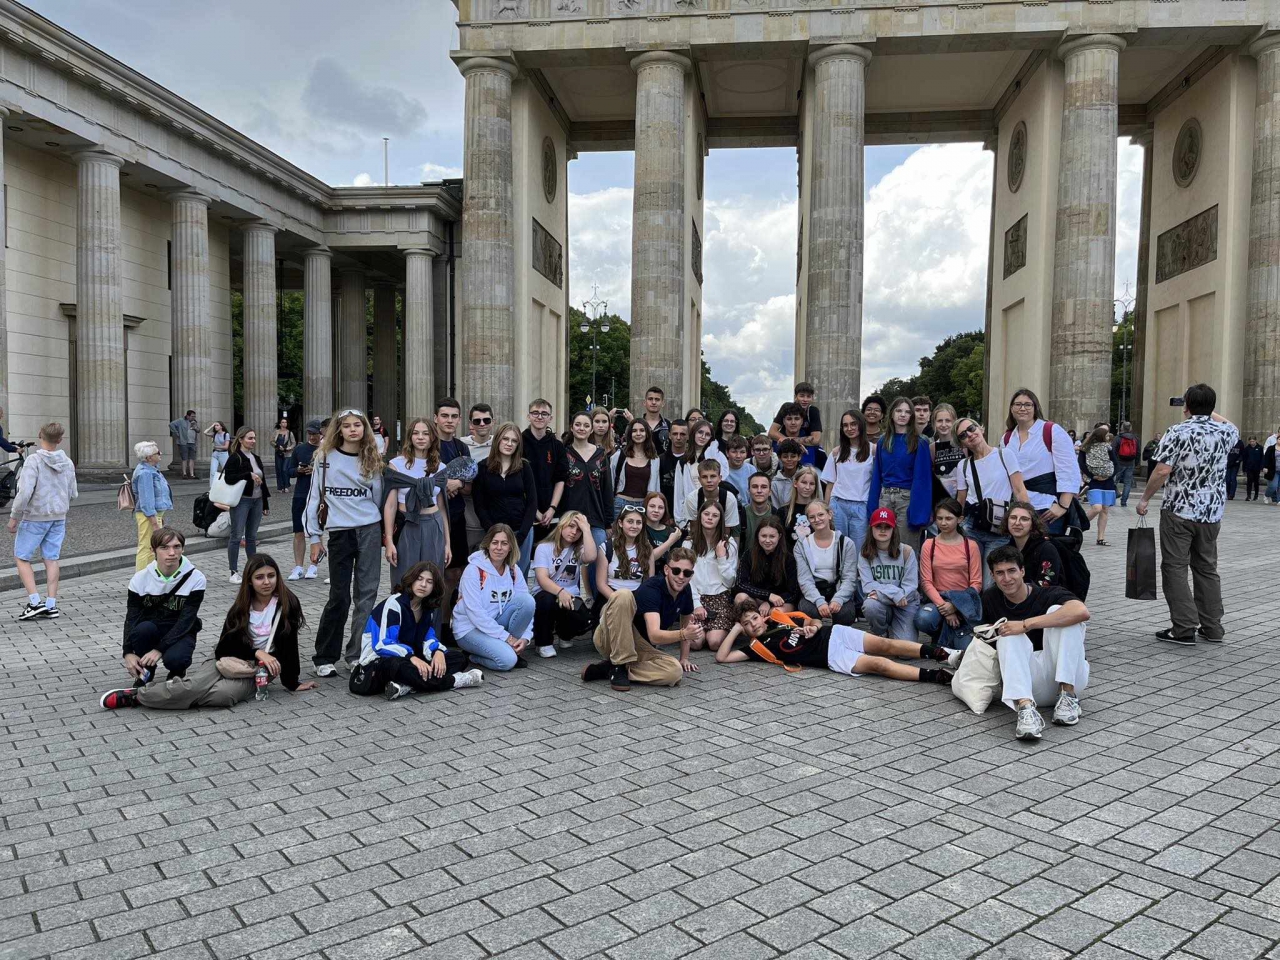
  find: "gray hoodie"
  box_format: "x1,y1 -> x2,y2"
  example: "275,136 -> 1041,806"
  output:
10,448 -> 78,523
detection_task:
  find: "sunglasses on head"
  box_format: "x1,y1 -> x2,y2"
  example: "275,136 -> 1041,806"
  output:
619,504 -> 645,514
668,566 -> 694,578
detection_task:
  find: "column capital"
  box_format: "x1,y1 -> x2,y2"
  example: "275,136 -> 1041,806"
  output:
71,148 -> 124,169
372,278 -> 397,289
0,105 -> 9,120
1249,33 -> 1280,59
1132,127 -> 1154,150
241,218 -> 277,236
807,43 -> 873,70
1057,34 -> 1127,61
458,56 -> 518,81
630,50 -> 693,74
169,189 -> 211,207
305,245 -> 333,261
339,265 -> 366,276
401,247 -> 436,259
982,132 -> 999,153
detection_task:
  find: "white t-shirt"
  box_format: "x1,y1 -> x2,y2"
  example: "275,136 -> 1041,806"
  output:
388,455 -> 443,506
605,543 -> 645,591
957,447 -> 1021,509
1003,420 -> 1080,510
820,452 -> 874,502
806,536 -> 839,583
248,598 -> 278,651
533,543 -> 583,597
374,435 -> 388,455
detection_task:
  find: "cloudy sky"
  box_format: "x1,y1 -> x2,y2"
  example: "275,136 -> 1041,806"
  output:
26,0 -> 1141,423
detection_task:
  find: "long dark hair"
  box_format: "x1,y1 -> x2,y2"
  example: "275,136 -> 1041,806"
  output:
1005,387 -> 1046,432
683,420 -> 714,467
690,499 -> 726,556
622,418 -> 658,460
748,515 -> 788,586
714,409 -> 740,446
835,409 -> 870,464
222,553 -> 302,641
881,396 -> 921,454
397,561 -> 444,611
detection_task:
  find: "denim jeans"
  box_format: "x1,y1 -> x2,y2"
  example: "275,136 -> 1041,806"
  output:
518,529 -> 535,577
313,523 -> 382,666
455,593 -> 536,671
963,520 -> 1010,589
831,497 -> 868,555
915,603 -> 943,638
228,497 -> 263,573
1269,473 -> 1280,503
1114,462 -> 1135,505
863,596 -> 919,640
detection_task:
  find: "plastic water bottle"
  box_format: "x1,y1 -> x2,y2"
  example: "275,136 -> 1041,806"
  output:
254,667 -> 269,701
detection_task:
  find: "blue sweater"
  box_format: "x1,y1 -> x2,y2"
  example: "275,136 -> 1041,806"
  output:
867,434 -> 934,529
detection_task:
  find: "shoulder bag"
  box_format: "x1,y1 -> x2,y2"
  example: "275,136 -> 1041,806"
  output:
117,473 -> 136,511
216,603 -> 281,679
209,456 -> 246,509
964,450 -> 1009,533
951,618 -> 1006,714
316,455 -> 330,529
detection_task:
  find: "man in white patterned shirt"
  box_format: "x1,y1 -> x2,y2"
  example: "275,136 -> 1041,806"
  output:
1137,383 -> 1238,645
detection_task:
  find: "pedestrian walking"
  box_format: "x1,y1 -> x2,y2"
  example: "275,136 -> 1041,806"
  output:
1112,422 -> 1140,507
273,419 -> 296,492
1243,437 -> 1263,501
8,422 -> 77,621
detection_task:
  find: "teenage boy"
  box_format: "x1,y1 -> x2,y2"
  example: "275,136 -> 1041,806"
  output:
982,545 -> 1091,741
168,409 -> 199,479
742,473 -> 776,545
436,398 -> 472,605
684,459 -> 741,534
912,396 -> 934,439
719,436 -> 754,509
750,434 -> 778,478
116,527 -> 206,688
660,419 -> 689,511
774,404 -> 820,467
288,420 -> 324,581
769,382 -> 823,451
9,422 -> 77,621
771,439 -> 805,508
717,601 -> 955,683
522,398 -> 567,550
462,403 -> 495,550
582,547 -> 703,690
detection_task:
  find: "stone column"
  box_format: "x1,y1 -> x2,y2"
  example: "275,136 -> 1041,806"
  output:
1245,35 -> 1280,440
1048,34 -> 1126,434
0,109 -> 8,424
242,221 -> 278,438
74,149 -> 127,470
981,134 -> 998,428
337,267 -> 367,411
371,281 -> 399,431
169,190 -> 212,467
432,253 -> 451,402
405,248 -> 436,418
458,57 -> 518,421
629,50 -> 691,419
303,246 -> 333,425
1129,130 -> 1154,445
804,44 -> 871,431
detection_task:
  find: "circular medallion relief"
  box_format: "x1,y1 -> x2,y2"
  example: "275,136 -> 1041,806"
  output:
541,137 -> 557,204
696,132 -> 705,201
1173,118 -> 1202,189
1007,121 -> 1027,194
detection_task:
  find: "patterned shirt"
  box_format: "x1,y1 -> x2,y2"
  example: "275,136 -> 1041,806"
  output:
1153,416 -> 1239,523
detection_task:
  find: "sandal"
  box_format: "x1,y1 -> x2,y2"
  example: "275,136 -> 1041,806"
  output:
1096,539 -> 1110,546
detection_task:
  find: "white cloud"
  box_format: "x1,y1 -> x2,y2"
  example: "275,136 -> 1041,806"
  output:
1114,139 -> 1144,314
350,172 -> 375,187
421,162 -> 463,180
568,186 -> 634,317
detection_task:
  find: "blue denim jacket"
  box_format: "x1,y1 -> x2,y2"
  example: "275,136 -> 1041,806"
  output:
132,461 -> 173,518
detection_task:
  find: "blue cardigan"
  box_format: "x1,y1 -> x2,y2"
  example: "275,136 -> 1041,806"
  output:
867,434 -> 934,529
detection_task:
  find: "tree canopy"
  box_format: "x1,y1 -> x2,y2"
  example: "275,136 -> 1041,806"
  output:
874,331 -> 985,418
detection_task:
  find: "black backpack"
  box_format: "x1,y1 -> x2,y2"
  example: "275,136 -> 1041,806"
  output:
1050,531 -> 1091,601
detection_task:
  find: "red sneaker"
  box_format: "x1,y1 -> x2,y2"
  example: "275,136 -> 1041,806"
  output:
100,688 -> 139,710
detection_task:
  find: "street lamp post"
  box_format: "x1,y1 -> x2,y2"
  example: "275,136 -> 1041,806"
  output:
1113,284 -> 1135,426
581,285 -> 610,407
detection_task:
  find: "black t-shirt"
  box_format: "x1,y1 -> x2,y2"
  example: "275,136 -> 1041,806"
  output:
633,575 -> 694,640
980,584 -> 1076,651
659,448 -> 681,506
734,623 -> 831,668
773,403 -> 823,437
438,437 -> 471,519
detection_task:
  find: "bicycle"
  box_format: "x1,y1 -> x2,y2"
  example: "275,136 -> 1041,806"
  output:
0,441 -> 34,510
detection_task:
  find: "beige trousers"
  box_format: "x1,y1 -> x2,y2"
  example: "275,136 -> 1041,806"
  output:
592,590 -> 683,686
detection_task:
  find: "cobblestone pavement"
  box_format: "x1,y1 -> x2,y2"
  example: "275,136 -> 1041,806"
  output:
2,503 -> 1278,960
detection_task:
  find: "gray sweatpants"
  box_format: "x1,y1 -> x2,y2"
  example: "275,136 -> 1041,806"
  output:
1159,510 -> 1223,640
136,660 -> 254,710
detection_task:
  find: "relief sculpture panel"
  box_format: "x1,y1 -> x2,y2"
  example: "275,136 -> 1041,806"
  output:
532,217 -> 564,288
1003,214 -> 1027,280
1155,205 -> 1217,284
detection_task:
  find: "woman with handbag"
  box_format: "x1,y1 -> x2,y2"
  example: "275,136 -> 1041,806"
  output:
1078,426 -> 1118,546
531,511 -> 599,658
473,422 -> 538,575
303,410 -> 385,677
954,417 -> 1031,586
100,552 -> 317,709
383,417 -> 448,587
222,427 -> 269,585
1001,389 -> 1082,534
131,440 -> 173,571
273,419 -> 296,492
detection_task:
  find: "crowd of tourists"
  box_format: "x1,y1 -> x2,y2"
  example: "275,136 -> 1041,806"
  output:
0,375 -> 1243,741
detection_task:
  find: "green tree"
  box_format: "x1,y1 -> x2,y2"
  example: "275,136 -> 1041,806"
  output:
872,330 -> 985,418
699,358 -> 765,436
1110,311 -> 1135,428
231,290 -> 304,428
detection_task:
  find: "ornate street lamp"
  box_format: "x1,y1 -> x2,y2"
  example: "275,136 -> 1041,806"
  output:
580,284 -> 610,408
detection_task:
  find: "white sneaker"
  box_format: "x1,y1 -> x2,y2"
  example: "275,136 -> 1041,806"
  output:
452,668 -> 484,689
304,565 -> 318,579
383,681 -> 412,700
945,648 -> 963,669
287,566 -> 304,581
229,572 -> 242,585
324,577 -> 331,585
1052,692 -> 1081,726
1015,704 -> 1045,741
537,645 -> 558,658
315,663 -> 337,678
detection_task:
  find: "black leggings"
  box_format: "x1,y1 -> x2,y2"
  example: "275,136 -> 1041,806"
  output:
348,649 -> 468,696
1246,471 -> 1261,499
533,590 -> 592,648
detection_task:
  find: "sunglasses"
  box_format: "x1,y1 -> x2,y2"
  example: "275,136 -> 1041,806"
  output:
668,566 -> 694,578
472,416 -> 492,425
619,504 -> 645,514
336,408 -> 365,419
957,425 -> 979,438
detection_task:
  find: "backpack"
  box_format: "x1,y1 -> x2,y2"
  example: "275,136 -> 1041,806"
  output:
116,473 -> 136,511
1117,435 -> 1138,460
1084,444 -> 1114,480
1050,533 -> 1091,601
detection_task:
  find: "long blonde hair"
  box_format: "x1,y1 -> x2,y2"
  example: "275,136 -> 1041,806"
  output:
784,465 -> 821,524
320,410 -> 383,480
546,510 -> 588,559
399,417 -> 440,473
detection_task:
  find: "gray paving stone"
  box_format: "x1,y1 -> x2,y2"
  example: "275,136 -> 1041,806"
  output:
1104,916 -> 1194,959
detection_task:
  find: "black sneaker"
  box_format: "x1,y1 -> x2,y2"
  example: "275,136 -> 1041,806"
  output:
581,660 -> 612,683
1155,628 -> 1195,645
1197,628 -> 1224,644
100,688 -> 139,710
16,603 -> 47,621
610,665 -> 631,691
43,606 -> 60,620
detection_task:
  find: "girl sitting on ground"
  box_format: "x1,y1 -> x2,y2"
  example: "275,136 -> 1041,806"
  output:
733,515 -> 798,616
914,498 -> 983,647
684,499 -> 739,650
643,492 -> 682,574
859,507 -> 920,640
531,511 -> 599,658
595,504 -> 655,609
793,499 -> 860,627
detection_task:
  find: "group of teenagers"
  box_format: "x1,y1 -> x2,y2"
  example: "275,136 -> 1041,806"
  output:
97,382 -> 1095,742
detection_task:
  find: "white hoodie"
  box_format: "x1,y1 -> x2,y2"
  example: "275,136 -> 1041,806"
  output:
10,448 -> 78,522
450,549 -> 532,642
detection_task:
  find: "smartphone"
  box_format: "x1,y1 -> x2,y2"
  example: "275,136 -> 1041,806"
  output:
1169,397 -> 1185,407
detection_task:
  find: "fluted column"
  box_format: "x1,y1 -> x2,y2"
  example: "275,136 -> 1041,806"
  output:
431,253 -> 450,402
303,246 -> 333,425
371,281 -> 399,430
405,249 -> 436,418
338,267 -> 367,411
170,190 -> 212,465
629,50 -> 691,419
1049,34 -> 1126,434
1245,35 -> 1280,439
804,44 -> 871,431
242,221 -> 278,437
0,109 -> 9,423
74,149 -> 126,470
1129,130 -> 1154,444
459,57 -> 518,420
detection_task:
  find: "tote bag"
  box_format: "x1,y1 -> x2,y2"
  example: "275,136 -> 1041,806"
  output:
951,618 -> 1006,714
209,460 -> 246,509
1125,517 -> 1157,601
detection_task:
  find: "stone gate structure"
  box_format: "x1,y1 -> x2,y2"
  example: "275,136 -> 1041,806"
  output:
453,0 -> 1279,440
